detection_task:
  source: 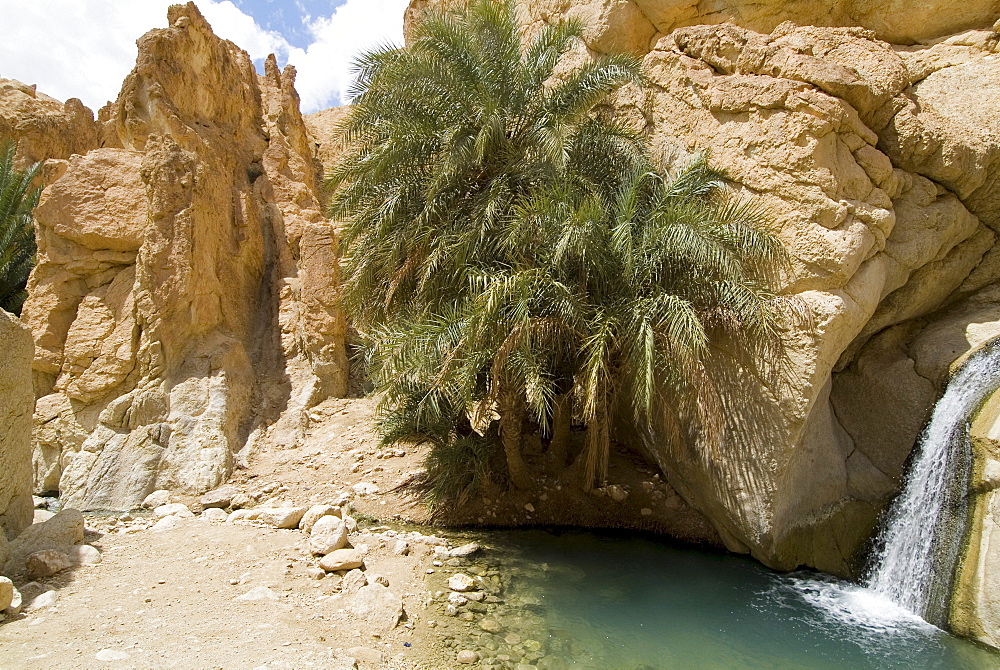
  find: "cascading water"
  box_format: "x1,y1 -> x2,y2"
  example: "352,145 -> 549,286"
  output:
865,341 -> 1000,625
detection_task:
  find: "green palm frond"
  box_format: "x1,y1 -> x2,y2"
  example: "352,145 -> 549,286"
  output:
0,139 -> 41,315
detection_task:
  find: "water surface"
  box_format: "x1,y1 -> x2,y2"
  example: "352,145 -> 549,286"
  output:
477,529 -> 1000,669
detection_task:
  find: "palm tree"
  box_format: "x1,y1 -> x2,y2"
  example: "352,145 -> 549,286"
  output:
330,0 -> 645,488
0,139 -> 41,315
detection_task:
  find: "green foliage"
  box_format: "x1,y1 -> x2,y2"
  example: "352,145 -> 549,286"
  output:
330,0 -> 796,498
0,139 -> 41,315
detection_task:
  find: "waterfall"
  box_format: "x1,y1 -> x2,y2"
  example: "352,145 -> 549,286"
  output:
865,341 -> 1000,626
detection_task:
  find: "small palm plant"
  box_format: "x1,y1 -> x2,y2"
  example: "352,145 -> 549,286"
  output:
0,139 -> 41,315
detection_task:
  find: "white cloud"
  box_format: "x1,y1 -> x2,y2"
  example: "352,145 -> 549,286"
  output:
0,0 -> 406,115
286,0 -> 410,112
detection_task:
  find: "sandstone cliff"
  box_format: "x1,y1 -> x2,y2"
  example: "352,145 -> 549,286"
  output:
20,3 -> 348,510
401,0 -> 1000,580
0,79 -> 99,171
0,310 -> 34,551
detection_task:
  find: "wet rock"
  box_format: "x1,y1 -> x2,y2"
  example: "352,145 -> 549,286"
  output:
457,650 -> 479,664
319,548 -> 364,572
480,618 -> 501,633
25,549 -> 73,578
198,485 -> 237,509
299,504 -> 340,532
448,573 -> 475,592
450,542 -> 481,557
308,515 -> 348,556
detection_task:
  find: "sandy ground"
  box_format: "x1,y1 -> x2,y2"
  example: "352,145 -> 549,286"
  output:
0,395 -> 720,669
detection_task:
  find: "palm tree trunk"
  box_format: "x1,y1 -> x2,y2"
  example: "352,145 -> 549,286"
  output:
499,387 -> 533,489
573,397 -> 609,492
547,392 -> 572,468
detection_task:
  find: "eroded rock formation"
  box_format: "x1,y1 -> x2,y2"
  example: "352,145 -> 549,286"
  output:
0,310 -> 34,551
403,0 -> 1000,581
0,79 -> 99,170
20,3 -> 347,511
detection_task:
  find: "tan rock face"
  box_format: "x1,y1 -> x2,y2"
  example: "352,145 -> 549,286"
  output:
19,2 -> 347,510
0,310 -> 34,541
406,0 -> 1000,51
0,79 -> 99,170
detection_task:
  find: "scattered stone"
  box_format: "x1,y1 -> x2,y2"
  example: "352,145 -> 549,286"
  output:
480,618 -> 501,633
153,503 -> 190,518
445,604 -> 458,616
342,514 -> 358,533
5,585 -> 22,615
306,567 -> 326,580
151,515 -> 183,533
319,548 -> 364,572
348,584 -> 403,631
392,540 -> 410,556
341,568 -> 367,594
25,549 -> 73,579
257,507 -> 307,529
0,577 -> 13,611
448,573 -> 476,592
299,504 -> 341,532
229,493 -> 253,509
199,485 -> 237,509
308,515 -> 348,556
457,650 -> 479,664
504,633 -> 522,645
607,485 -> 628,502
345,646 -> 383,665
448,592 -> 468,606
235,586 -> 279,602
24,587 -> 58,612
450,542 -> 480,558
466,591 -> 485,602
351,482 -> 379,496
641,508 -> 653,516
524,503 -> 535,512
95,650 -> 130,661
201,507 -> 228,522
370,573 -> 390,587
226,509 -> 255,523
142,490 -> 171,509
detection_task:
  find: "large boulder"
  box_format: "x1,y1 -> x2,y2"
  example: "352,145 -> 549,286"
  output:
0,310 -> 34,544
19,2 -> 348,510
3,508 -> 84,576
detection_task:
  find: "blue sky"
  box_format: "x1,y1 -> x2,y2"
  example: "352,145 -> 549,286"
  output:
0,0 -> 409,113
